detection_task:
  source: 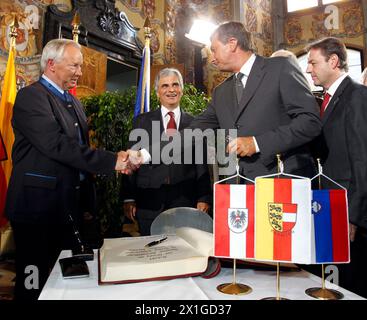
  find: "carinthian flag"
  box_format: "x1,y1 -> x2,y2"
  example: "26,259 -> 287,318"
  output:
214,184 -> 255,259
134,45 -> 150,117
255,178 -> 312,264
0,45 -> 17,228
311,189 -> 350,263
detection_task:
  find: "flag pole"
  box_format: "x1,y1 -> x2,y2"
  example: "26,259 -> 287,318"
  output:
216,158 -> 253,295
9,15 -> 18,48
68,11 -> 80,97
305,159 -> 344,300
140,18 -> 151,114
276,155 -> 281,300
262,154 -> 288,300
71,11 -> 81,43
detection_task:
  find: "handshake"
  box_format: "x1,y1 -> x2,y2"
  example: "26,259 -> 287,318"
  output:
115,150 -> 143,175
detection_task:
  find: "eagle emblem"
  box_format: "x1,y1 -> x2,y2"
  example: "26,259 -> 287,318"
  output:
228,208 -> 248,233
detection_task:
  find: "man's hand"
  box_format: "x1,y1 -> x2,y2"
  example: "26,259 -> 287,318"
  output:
123,201 -> 137,221
127,149 -> 143,168
349,223 -> 357,242
197,202 -> 210,213
227,137 -> 256,157
115,151 -> 132,175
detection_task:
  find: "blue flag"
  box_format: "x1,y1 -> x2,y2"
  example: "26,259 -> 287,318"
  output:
134,46 -> 150,117
311,189 -> 350,263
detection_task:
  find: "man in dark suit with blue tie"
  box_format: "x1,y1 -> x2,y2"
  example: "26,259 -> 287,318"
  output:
306,37 -> 367,298
5,39 -> 130,300
121,68 -> 211,236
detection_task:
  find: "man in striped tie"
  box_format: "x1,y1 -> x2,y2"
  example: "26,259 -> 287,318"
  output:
306,37 -> 367,298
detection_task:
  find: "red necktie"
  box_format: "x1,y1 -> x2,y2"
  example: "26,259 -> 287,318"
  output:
166,111 -> 177,135
320,92 -> 331,118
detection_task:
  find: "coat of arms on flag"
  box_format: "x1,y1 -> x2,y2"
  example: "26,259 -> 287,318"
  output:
255,177 -> 312,264
268,202 -> 297,233
228,208 -> 248,233
214,184 -> 255,259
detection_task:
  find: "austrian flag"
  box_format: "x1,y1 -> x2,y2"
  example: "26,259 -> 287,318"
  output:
214,184 -> 255,259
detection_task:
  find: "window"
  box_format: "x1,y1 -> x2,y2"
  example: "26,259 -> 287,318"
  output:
297,48 -> 363,91
287,0 -> 343,13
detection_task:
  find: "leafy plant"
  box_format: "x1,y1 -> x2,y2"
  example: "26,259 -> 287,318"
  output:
81,84 -> 210,237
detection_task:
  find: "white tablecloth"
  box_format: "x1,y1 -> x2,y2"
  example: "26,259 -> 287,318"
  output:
39,250 -> 365,300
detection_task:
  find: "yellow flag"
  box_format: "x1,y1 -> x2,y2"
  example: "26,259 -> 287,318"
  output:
0,45 -> 17,184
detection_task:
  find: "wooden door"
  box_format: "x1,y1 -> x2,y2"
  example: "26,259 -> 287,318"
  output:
76,46 -> 107,99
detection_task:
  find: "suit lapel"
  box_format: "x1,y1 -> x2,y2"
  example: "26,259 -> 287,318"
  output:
322,76 -> 351,124
179,111 -> 191,129
36,82 -> 76,137
235,56 -> 266,122
153,108 -> 164,134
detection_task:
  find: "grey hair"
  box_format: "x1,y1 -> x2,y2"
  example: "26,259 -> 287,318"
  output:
271,49 -> 297,59
154,68 -> 184,92
40,39 -> 81,72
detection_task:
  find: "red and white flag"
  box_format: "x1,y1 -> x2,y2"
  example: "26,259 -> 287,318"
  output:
214,184 -> 255,259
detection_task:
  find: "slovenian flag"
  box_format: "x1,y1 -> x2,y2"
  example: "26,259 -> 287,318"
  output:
255,178 -> 312,264
134,46 -> 150,117
311,189 -> 350,264
214,184 -> 255,259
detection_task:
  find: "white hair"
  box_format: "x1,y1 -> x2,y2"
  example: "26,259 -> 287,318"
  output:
271,49 -> 297,60
154,68 -> 184,92
40,39 -> 81,72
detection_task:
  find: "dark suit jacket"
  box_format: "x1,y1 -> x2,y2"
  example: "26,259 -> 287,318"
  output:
190,55 -> 322,179
313,76 -> 367,229
121,108 -> 211,214
5,81 -> 117,224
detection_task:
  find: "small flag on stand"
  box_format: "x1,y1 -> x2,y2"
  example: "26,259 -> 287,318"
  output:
214,184 -> 255,259
134,18 -> 151,117
311,189 -> 350,263
255,177 -> 312,264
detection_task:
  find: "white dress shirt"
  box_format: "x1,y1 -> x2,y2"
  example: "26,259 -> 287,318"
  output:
161,105 -> 181,132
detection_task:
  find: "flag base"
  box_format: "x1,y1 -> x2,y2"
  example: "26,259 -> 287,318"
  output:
305,287 -> 344,300
216,283 -> 252,295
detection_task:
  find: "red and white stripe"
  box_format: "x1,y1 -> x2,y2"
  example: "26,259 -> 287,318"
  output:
214,184 -> 254,259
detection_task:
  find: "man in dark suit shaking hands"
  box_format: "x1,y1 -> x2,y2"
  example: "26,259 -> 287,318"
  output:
5,39 -> 130,300
121,68 -> 211,236
306,37 -> 367,298
129,22 -> 322,180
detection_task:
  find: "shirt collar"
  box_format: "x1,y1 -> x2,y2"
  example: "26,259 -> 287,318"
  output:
237,53 -> 257,78
326,73 -> 348,97
41,74 -> 65,95
161,105 -> 180,118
